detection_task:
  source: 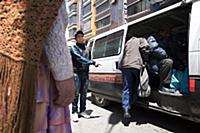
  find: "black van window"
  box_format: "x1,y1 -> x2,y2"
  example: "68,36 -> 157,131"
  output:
93,30 -> 124,59
93,37 -> 107,59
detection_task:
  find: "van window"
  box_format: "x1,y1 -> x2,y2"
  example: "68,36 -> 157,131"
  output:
88,40 -> 94,49
93,30 -> 124,59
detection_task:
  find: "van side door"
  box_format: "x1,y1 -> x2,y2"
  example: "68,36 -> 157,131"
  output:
89,29 -> 127,98
90,30 -> 125,74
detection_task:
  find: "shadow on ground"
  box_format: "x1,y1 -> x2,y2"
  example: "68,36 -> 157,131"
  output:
87,95 -> 200,133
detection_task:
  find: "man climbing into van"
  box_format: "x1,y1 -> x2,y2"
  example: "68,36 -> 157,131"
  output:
70,31 -> 99,122
119,37 -> 149,120
147,36 -> 173,93
156,27 -> 188,94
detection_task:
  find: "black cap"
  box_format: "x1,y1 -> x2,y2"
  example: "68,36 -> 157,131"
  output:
75,30 -> 84,39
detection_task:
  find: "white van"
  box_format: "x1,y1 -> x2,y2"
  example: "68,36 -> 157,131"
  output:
88,0 -> 200,123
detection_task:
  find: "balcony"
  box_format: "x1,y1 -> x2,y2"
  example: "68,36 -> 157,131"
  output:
69,3 -> 77,14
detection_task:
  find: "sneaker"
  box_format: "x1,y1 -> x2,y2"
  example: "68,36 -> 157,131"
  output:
79,111 -> 90,119
160,86 -> 175,93
159,88 -> 183,96
72,113 -> 79,122
174,90 -> 183,96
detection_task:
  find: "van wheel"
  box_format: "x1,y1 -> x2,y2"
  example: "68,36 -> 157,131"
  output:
91,93 -> 109,107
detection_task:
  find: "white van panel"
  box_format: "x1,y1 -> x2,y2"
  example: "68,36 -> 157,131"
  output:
90,56 -> 121,74
189,0 -> 200,52
189,53 -> 200,75
189,0 -> 200,76
89,25 -> 128,74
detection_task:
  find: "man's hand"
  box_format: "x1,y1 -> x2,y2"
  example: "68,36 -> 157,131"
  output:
95,63 -> 101,67
54,77 -> 75,107
93,61 -> 101,67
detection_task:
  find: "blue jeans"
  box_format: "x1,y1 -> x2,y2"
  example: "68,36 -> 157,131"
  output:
121,68 -> 140,112
72,72 -> 89,113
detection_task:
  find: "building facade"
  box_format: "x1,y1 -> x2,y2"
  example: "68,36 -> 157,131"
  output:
80,0 -> 96,40
68,0 -> 126,41
68,0 -> 80,41
126,0 -> 182,22
67,0 -> 182,42
95,0 -> 125,35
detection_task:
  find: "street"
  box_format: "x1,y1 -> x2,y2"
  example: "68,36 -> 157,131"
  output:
70,93 -> 200,133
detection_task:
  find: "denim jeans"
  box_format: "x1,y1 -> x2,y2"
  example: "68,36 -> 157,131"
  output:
72,72 -> 89,113
121,68 -> 140,112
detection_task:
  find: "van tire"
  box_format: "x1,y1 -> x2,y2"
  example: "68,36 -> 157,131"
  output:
91,93 -> 109,107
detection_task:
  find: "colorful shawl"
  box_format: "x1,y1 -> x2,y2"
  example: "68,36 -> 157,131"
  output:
0,0 -> 63,133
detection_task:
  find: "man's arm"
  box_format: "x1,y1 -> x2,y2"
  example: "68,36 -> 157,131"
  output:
71,46 -> 95,65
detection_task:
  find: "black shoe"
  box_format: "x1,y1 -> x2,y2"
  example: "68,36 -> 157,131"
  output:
122,112 -> 131,126
124,112 -> 131,119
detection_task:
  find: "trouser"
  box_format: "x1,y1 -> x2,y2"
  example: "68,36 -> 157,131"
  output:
72,72 -> 89,113
121,68 -> 140,112
159,58 -> 173,87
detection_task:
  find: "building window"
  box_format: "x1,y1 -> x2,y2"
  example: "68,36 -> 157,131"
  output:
69,15 -> 77,24
96,0 -> 110,15
69,3 -> 77,12
96,0 -> 101,2
82,0 -> 91,5
83,2 -> 91,16
127,0 -> 150,16
93,30 -> 124,59
69,28 -> 77,38
96,16 -> 110,29
83,0 -> 90,2
83,19 -> 92,33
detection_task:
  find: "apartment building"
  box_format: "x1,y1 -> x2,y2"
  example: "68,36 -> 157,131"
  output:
67,0 -> 182,41
127,0 -> 182,22
95,0 -> 125,35
80,0 -> 96,40
68,0 -> 80,41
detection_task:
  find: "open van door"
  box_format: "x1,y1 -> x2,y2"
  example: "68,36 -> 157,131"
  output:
90,25 -> 128,75
88,25 -> 128,101
189,0 -> 200,77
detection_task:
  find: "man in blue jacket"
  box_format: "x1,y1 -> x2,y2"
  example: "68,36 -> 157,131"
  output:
71,31 -> 99,122
147,36 -> 173,92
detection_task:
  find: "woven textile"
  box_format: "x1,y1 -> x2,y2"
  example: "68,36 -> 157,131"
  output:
0,0 -> 63,133
0,0 -> 62,63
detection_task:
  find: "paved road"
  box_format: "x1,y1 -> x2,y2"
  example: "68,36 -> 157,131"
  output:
70,93 -> 200,133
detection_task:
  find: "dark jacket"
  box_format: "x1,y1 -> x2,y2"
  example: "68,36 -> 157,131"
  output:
70,44 -> 95,73
147,36 -> 168,74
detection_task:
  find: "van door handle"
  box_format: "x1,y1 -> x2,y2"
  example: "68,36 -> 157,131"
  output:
115,62 -> 119,69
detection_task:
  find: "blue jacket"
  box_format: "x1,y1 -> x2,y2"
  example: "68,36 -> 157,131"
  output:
70,44 -> 95,73
147,36 -> 168,74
